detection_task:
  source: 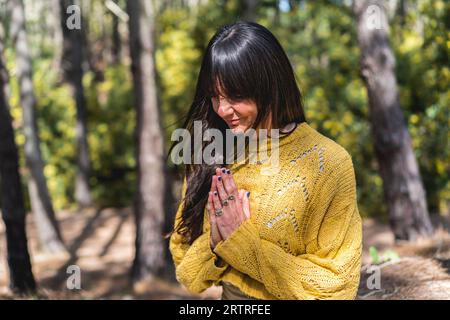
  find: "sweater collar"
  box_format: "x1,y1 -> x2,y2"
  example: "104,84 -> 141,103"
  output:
257,121 -> 315,153
227,121 -> 315,168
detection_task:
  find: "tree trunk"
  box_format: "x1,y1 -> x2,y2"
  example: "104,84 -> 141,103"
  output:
10,0 -> 66,253
0,23 -> 36,294
59,0 -> 92,208
161,166 -> 176,281
127,0 -> 169,282
80,0 -> 105,82
354,0 -> 433,240
52,0 -> 64,72
111,2 -> 121,65
242,0 -> 258,22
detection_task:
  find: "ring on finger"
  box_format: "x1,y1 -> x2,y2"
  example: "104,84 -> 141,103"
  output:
215,208 -> 223,216
228,195 -> 235,201
222,199 -> 229,206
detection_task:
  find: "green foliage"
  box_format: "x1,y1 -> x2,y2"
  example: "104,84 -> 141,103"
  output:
3,0 -> 448,216
85,65 -> 136,207
392,0 -> 450,215
8,54 -> 77,210
369,246 -> 380,264
369,246 -> 400,265
260,0 -> 449,217
155,0 -> 245,158
155,7 -> 201,152
8,54 -> 135,209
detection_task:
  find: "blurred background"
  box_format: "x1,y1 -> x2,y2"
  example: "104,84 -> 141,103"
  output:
0,0 -> 449,299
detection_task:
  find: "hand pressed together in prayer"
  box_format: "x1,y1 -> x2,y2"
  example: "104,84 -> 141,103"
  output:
207,167 -> 251,250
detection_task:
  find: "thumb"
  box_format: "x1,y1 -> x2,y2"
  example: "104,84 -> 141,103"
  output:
241,190 -> 251,220
238,189 -> 246,202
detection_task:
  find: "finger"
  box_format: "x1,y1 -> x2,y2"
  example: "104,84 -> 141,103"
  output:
215,172 -> 229,203
209,191 -> 223,231
216,167 -> 225,181
238,189 -> 246,202
208,192 -> 221,238
211,167 -> 220,193
207,191 -> 215,215
214,167 -> 226,198
211,187 -> 223,213
208,192 -> 218,224
224,170 -> 243,215
207,192 -> 215,223
218,167 -> 227,176
235,189 -> 247,220
241,190 -> 251,220
216,173 -> 241,221
207,193 -> 215,226
222,168 -> 238,196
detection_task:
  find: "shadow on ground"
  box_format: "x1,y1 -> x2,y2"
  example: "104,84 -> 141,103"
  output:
1,208 -> 449,300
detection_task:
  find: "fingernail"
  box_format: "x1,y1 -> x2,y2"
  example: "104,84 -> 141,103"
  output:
226,169 -> 231,174
218,176 -> 222,181
214,191 -> 218,196
221,168 -> 226,173
246,192 -> 250,198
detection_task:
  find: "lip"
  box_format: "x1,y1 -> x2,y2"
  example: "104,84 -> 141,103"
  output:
229,119 -> 240,126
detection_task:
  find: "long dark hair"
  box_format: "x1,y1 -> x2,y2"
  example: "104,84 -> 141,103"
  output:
168,21 -> 306,244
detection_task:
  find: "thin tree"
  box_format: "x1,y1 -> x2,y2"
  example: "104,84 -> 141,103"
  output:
0,22 -> 36,293
80,0 -> 105,82
127,0 -> 170,283
242,0 -> 258,21
108,0 -> 122,65
59,0 -> 92,208
9,0 -> 66,253
51,0 -> 64,72
353,0 -> 433,240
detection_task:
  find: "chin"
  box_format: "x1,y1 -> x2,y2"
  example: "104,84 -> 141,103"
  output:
230,125 -> 247,134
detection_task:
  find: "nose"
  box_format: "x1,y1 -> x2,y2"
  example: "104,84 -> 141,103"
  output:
218,102 -> 234,118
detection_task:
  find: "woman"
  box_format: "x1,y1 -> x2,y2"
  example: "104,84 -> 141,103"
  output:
169,21 -> 362,300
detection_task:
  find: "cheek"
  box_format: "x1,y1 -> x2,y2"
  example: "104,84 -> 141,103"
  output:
214,106 -> 227,119
211,100 -> 222,116
235,103 -> 257,120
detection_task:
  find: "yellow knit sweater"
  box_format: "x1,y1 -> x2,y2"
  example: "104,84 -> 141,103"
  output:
169,121 -> 362,300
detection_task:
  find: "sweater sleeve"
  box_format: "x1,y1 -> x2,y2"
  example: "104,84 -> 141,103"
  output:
169,176 -> 229,293
213,154 -> 362,300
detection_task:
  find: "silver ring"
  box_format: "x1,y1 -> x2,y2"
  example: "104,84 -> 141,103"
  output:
222,199 -> 229,206
215,208 -> 223,216
228,195 -> 235,201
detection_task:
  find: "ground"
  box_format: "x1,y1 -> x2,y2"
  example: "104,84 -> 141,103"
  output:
1,207 -> 449,300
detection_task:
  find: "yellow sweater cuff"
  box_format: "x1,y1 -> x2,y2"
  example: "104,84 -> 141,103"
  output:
213,219 -> 258,269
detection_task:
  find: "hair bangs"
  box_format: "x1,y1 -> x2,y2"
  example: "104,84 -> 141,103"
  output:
210,44 -> 255,102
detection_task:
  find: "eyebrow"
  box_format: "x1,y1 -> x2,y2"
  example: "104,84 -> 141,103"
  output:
211,94 -> 226,99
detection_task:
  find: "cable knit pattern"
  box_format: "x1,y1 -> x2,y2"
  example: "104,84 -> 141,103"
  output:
169,122 -> 362,300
